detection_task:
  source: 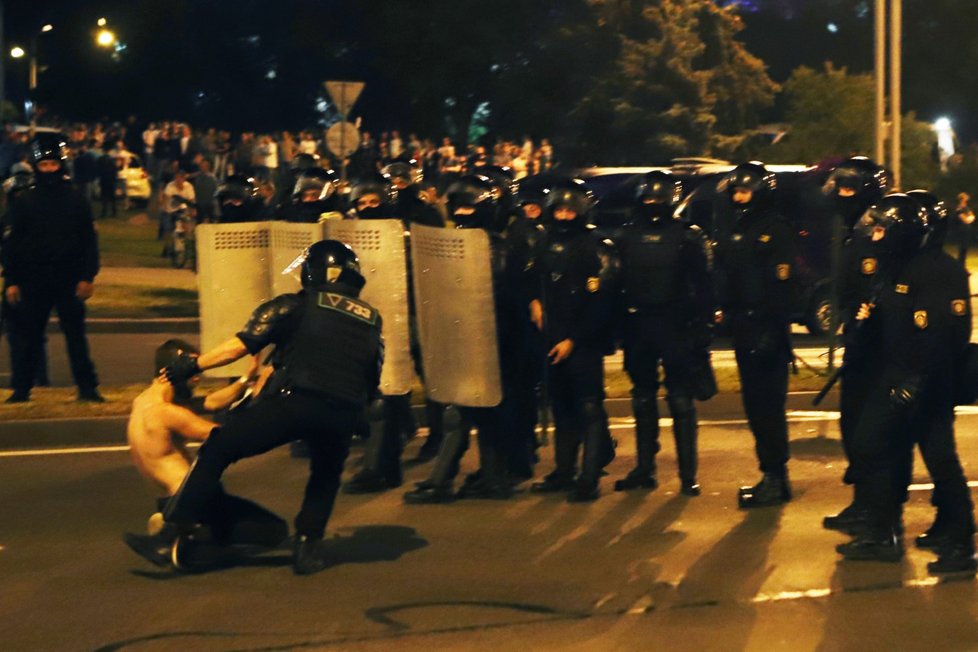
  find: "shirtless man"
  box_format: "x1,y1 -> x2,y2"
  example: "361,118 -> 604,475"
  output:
128,339 -> 285,554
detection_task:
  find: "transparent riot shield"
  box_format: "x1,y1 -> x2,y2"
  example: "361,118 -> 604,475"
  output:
326,219 -> 413,395
270,221 -> 326,296
411,224 -> 501,407
195,222 -> 273,378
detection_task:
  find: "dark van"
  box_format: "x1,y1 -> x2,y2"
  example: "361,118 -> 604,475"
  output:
579,161 -> 836,335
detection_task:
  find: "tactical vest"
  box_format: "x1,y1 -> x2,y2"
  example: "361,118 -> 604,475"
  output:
622,223 -> 684,308
283,290 -> 382,407
717,213 -> 775,311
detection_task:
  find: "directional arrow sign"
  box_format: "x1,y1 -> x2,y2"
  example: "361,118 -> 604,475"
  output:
324,81 -> 364,117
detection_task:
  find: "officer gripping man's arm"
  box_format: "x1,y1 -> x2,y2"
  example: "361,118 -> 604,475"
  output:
125,240 -> 384,576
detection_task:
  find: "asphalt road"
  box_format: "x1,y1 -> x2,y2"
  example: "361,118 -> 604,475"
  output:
3,412 -> 978,650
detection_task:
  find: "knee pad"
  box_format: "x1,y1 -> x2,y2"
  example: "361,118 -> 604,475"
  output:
666,394 -> 695,418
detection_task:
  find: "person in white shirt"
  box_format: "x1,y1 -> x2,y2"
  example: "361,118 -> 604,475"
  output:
298,132 -> 318,155
258,135 -> 279,171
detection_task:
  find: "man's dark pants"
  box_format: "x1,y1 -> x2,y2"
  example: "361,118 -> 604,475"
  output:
166,390 -> 358,539
6,280 -> 98,393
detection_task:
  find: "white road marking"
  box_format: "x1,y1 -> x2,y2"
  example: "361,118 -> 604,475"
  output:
0,442 -> 200,459
750,578 -> 940,604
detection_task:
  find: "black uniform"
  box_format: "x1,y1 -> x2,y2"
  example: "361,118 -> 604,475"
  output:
843,249 -> 973,565
528,219 -> 618,500
2,177 -> 100,399
161,285 -> 382,543
713,164 -> 795,506
616,216 -> 714,494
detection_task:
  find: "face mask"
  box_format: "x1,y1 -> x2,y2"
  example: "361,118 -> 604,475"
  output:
637,203 -> 671,222
356,206 -> 388,220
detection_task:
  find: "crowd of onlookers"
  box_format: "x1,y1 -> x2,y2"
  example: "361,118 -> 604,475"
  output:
0,118 -> 557,220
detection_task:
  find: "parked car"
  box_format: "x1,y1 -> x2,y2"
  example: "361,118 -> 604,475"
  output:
117,154 -> 152,206
578,160 -> 836,335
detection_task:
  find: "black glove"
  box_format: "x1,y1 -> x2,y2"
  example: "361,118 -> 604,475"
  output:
162,352 -> 202,384
889,377 -> 921,409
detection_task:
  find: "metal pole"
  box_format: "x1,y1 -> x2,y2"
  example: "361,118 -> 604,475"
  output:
0,0 -> 5,123
875,0 -> 887,165
890,0 -> 902,189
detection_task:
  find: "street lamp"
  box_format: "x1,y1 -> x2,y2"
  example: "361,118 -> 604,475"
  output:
10,45 -> 25,59
96,29 -> 116,48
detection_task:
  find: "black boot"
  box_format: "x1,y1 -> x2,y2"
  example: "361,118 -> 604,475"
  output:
738,473 -> 791,508
670,399 -> 700,497
5,390 -> 30,404
575,400 -> 608,500
403,482 -> 456,504
77,387 -> 106,403
836,528 -> 903,562
915,511 -> 951,550
293,535 -> 330,576
343,468 -> 400,494
823,500 -> 870,534
567,479 -> 600,503
416,399 -> 446,461
123,522 -> 180,568
531,471 -> 577,493
616,389 -> 659,492
928,544 -> 978,574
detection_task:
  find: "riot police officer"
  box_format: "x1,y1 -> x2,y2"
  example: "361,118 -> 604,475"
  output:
527,179 -> 618,502
382,160 -> 444,227
215,175 -> 261,223
125,240 -> 384,575
713,162 -> 795,508
277,167 -> 342,223
823,157 -> 890,531
837,194 -> 974,573
2,137 -> 102,403
614,171 -> 715,496
404,174 -> 530,502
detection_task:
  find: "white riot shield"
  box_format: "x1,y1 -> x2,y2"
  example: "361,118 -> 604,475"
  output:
270,221 -> 326,296
411,224 -> 501,407
327,219 -> 414,395
195,222 -> 273,378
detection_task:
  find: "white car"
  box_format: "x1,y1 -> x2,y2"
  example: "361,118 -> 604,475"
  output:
117,154 -> 152,205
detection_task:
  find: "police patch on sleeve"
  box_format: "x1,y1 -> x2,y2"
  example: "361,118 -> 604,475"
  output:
776,264 -> 790,281
861,258 -> 877,275
952,299 -> 968,316
586,277 -> 600,293
914,310 -> 928,329
895,284 -> 909,295
758,234 -> 771,243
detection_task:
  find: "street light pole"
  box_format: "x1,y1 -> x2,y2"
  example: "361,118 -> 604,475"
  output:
874,0 -> 886,165
889,0 -> 902,190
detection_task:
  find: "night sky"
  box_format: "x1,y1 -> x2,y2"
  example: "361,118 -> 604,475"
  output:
3,0 -> 976,142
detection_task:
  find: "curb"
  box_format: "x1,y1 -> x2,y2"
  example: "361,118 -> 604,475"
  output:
0,392 -> 840,451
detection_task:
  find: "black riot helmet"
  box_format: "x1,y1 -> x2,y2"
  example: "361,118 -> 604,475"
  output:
514,175 -> 552,220
634,170 -> 683,222
290,152 -> 320,172
446,174 -> 498,229
293,167 -> 339,205
853,193 -> 928,256
30,134 -> 69,183
349,176 -> 395,219
216,175 -> 260,222
154,339 -> 200,402
381,160 -> 422,190
546,178 -> 593,232
293,239 -> 365,293
716,162 -> 776,209
907,189 -> 949,249
823,157 -> 890,226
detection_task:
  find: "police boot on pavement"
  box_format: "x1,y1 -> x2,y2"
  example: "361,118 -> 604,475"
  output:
712,163 -> 795,508
613,171 -> 716,496
124,240 -> 384,576
525,179 -> 619,503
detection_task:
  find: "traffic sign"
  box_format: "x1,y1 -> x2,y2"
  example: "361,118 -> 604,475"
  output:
327,121 -> 361,159
324,81 -> 364,117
